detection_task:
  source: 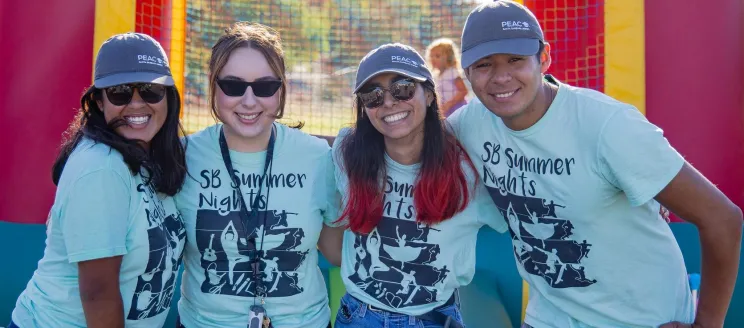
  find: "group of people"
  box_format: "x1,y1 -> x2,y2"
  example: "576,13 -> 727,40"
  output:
8,1 -> 742,328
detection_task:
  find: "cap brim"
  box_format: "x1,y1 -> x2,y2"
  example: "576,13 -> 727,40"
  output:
461,38 -> 540,69
354,69 -> 428,93
95,72 -> 175,88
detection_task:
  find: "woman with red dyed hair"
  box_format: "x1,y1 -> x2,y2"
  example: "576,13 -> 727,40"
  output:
330,43 -> 507,328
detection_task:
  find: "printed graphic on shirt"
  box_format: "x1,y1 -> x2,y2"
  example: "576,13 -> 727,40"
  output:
349,176 -> 450,308
479,141 -> 596,288
195,168 -> 309,297
195,209 -> 306,297
128,183 -> 186,320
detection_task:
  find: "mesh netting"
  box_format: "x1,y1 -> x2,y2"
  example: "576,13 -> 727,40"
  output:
526,0 -> 604,91
137,0 -> 171,55
137,0 -> 605,135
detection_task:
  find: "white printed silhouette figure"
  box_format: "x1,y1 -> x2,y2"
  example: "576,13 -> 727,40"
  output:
384,226 -> 426,263
263,257 -> 282,293
367,229 -> 389,276
263,257 -> 279,282
507,203 -> 532,256
141,252 -> 164,282
169,230 -> 184,263
206,262 -> 226,294
521,204 -> 557,248
354,243 -> 370,280
393,267 -> 417,295
221,221 -> 249,285
535,247 -> 566,284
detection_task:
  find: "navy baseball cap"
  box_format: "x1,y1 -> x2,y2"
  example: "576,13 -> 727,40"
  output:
94,32 -> 175,88
354,43 -> 433,94
461,1 -> 544,69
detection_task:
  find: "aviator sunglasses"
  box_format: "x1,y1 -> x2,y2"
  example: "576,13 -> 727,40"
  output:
357,79 -> 417,109
217,79 -> 283,98
104,83 -> 167,106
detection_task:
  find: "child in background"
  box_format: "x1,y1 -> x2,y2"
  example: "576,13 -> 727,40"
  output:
426,38 -> 469,117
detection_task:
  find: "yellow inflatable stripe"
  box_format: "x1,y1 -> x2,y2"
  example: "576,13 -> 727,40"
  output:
170,0 -> 186,111
605,0 -> 646,115
92,0 -> 136,81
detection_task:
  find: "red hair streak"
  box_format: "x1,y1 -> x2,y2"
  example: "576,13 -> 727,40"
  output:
337,134 -> 475,234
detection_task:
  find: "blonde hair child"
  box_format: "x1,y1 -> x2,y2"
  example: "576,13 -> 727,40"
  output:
425,38 -> 469,117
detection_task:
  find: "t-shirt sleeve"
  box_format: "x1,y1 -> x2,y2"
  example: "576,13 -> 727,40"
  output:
445,103 -> 466,139
474,182 -> 507,233
317,148 -> 341,227
331,128 -> 352,196
330,128 -> 352,226
597,107 -> 685,206
462,162 -> 507,232
61,169 -> 131,263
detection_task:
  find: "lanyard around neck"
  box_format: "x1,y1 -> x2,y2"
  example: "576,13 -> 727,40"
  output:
218,124 -> 276,298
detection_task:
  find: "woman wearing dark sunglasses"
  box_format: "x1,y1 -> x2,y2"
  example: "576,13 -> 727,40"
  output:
173,22 -> 342,328
330,43 -> 507,328
9,33 -> 187,328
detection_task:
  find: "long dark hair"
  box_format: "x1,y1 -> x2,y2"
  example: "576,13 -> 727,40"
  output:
51,85 -> 187,196
337,80 -> 475,233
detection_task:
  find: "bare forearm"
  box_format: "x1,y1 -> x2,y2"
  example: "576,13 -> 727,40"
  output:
694,214 -> 742,327
319,242 -> 342,267
319,225 -> 345,267
81,290 -> 124,328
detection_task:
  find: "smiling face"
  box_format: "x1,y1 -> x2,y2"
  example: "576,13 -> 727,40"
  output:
358,73 -> 433,142
215,46 -> 281,147
466,44 -> 551,128
99,85 -> 168,145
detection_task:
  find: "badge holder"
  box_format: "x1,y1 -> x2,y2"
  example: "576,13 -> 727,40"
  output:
248,304 -> 271,328
248,264 -> 272,328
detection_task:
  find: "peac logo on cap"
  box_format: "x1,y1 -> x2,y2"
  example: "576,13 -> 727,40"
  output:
502,21 -> 530,31
137,54 -> 167,67
391,55 -> 419,68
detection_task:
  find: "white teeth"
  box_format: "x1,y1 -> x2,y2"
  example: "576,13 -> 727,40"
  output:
495,91 -> 516,98
383,112 -> 409,123
237,112 -> 260,120
126,115 -> 150,125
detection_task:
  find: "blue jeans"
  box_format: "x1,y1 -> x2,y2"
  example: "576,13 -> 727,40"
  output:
8,320 -> 20,328
334,293 -> 465,328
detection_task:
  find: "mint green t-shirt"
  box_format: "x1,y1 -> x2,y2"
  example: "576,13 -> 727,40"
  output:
448,77 -> 694,327
332,128 -> 507,316
174,123 -> 339,328
12,138 -> 186,328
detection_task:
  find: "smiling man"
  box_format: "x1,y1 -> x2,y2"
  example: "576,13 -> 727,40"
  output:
448,1 -> 742,328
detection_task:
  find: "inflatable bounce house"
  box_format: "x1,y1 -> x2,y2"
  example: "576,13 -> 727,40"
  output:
1,0 -> 742,326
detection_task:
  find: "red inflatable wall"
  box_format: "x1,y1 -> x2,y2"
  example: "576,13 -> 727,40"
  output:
646,0 -> 744,217
0,0 -> 96,223
525,0 -> 605,92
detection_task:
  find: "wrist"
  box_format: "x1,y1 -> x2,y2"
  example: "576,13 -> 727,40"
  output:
693,316 -> 722,328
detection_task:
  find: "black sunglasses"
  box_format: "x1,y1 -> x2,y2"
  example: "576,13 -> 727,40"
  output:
357,79 -> 417,109
104,83 -> 167,106
217,79 -> 283,98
